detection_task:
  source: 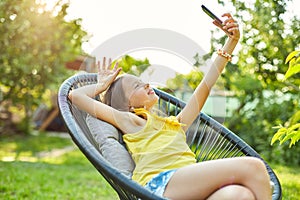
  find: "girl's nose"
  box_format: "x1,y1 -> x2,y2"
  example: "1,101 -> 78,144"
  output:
144,83 -> 150,89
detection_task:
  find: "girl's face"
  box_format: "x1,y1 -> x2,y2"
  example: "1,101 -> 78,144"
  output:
124,75 -> 158,110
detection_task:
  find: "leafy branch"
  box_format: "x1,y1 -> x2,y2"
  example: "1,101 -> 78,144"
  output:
271,50 -> 300,147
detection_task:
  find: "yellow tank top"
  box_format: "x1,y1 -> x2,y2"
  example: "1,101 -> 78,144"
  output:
123,108 -> 196,186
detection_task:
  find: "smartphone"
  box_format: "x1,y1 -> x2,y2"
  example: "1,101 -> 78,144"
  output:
201,5 -> 223,25
201,5 -> 232,35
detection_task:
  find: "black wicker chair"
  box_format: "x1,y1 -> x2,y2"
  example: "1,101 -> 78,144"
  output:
58,73 -> 282,200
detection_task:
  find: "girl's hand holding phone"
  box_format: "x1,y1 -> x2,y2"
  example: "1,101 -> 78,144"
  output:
201,5 -> 240,41
214,13 -> 240,41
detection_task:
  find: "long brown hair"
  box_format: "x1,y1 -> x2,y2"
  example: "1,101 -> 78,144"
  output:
103,75 -> 130,112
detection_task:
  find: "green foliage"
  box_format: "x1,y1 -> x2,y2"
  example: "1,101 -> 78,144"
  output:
215,0 -> 300,164
284,50 -> 300,80
272,123 -> 300,147
272,50 -> 300,147
225,92 -> 300,165
0,0 -> 87,134
114,55 -> 151,76
166,69 -> 204,92
164,52 -> 205,96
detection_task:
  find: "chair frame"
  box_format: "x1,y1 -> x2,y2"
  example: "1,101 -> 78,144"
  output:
58,73 -> 282,200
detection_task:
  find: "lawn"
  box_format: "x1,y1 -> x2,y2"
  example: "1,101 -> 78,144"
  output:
0,132 -> 299,199
0,132 -> 118,200
271,164 -> 300,200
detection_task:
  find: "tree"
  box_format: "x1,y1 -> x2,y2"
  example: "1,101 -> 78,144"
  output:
114,55 -> 150,76
209,0 -> 300,164
0,0 -> 87,134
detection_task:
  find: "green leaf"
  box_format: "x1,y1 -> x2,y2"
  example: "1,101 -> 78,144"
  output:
271,122 -> 300,147
284,64 -> 300,80
271,126 -> 287,145
296,56 -> 300,63
280,132 -> 294,145
283,50 -> 300,80
289,123 -> 300,131
285,50 -> 300,64
272,124 -> 283,129
290,130 -> 300,147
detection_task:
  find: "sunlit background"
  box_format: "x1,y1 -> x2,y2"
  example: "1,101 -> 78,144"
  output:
41,0 -> 300,54
39,0 -> 300,78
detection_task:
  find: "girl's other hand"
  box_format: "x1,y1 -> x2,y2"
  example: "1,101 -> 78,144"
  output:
97,57 -> 122,88
213,13 -> 240,41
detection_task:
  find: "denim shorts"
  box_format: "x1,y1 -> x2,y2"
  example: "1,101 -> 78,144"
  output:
144,169 -> 177,197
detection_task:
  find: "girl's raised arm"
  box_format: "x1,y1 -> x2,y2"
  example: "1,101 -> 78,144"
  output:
68,58 -> 127,130
177,13 -> 240,131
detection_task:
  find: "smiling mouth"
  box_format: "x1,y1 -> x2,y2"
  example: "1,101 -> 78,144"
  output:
148,89 -> 154,95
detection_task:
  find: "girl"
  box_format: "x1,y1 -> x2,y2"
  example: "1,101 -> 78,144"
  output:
69,13 -> 272,200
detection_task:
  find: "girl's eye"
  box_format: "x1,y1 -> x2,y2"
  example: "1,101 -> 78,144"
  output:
134,84 -> 140,89
134,81 -> 144,89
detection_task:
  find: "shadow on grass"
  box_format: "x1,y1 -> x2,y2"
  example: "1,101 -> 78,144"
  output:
0,133 -> 118,200
0,132 -> 73,161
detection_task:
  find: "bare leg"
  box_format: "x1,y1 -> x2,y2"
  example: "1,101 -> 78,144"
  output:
207,185 -> 255,200
164,157 -> 271,200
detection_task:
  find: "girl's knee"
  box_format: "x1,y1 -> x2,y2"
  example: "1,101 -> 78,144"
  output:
244,157 -> 268,174
208,185 -> 255,200
243,157 -> 271,188
227,185 -> 255,200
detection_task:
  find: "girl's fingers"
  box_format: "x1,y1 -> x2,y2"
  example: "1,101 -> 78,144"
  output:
97,61 -> 101,72
224,22 -> 239,30
108,58 -> 112,68
114,67 -> 122,78
213,20 -> 222,28
212,12 -> 238,37
219,13 -> 240,39
98,57 -> 120,72
226,21 -> 239,33
222,13 -> 233,21
222,13 -> 236,26
113,62 -> 119,70
213,20 -> 232,36
102,57 -> 106,70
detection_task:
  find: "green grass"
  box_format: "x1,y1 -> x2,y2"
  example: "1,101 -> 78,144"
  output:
0,133 -> 118,200
270,163 -> 300,200
0,132 -> 299,199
